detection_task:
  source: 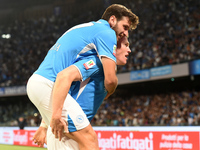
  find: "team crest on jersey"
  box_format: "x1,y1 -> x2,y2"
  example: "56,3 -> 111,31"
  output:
76,115 -> 84,123
83,59 -> 95,70
113,45 -> 116,57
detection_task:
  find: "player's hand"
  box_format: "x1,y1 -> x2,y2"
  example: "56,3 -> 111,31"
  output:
104,93 -> 111,100
32,126 -> 47,147
50,117 -> 68,141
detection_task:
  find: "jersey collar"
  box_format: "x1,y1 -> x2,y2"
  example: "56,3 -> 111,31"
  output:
97,19 -> 110,27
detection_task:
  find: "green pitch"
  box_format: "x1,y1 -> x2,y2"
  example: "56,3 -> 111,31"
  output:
0,144 -> 46,150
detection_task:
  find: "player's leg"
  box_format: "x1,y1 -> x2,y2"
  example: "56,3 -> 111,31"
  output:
27,74 -> 99,149
27,75 -> 80,149
65,124 -> 99,150
62,94 -> 99,150
47,126 -> 79,150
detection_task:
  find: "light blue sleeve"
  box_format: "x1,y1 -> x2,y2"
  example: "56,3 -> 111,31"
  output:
94,29 -> 117,62
73,55 -> 102,81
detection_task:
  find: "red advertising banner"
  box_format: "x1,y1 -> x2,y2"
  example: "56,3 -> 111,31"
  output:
1,129 -> 198,150
96,131 -> 199,150
96,131 -> 153,150
154,131 -> 199,150
13,130 -> 39,147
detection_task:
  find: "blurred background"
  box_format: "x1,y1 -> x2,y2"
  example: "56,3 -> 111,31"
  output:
0,0 -> 200,128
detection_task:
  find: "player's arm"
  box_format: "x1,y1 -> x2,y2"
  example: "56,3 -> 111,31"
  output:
101,56 -> 118,99
50,65 -> 82,141
94,30 -> 118,99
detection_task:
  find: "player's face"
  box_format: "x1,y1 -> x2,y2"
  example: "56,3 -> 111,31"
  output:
112,16 -> 130,41
116,36 -> 131,65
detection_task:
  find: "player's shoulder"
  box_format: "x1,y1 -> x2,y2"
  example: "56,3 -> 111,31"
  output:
93,19 -> 113,32
91,20 -> 116,40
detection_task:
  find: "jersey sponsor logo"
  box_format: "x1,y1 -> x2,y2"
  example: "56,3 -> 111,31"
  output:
83,59 -> 95,70
76,115 -> 84,123
113,45 -> 116,57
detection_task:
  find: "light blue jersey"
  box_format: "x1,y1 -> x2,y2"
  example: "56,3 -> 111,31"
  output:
34,19 -> 117,82
67,55 -> 107,132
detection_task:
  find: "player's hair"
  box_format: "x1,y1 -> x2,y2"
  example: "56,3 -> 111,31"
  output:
117,36 -> 129,48
101,4 -> 139,30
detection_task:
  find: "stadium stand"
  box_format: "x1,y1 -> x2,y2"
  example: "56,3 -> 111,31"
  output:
92,89 -> 200,126
0,0 -> 200,127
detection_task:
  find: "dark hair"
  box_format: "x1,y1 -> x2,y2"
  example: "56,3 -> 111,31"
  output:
101,4 -> 139,30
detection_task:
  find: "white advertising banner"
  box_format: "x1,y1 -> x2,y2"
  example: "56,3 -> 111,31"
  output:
0,129 -> 14,145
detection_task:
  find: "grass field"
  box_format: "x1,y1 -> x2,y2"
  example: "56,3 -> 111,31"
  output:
0,144 -> 46,150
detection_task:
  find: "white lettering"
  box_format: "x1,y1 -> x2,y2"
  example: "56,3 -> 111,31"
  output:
159,133 -> 193,149
173,142 -> 182,148
177,135 -> 184,141
98,132 -> 153,150
14,131 -> 28,145
183,143 -> 193,149
160,141 -> 172,148
161,134 -> 177,141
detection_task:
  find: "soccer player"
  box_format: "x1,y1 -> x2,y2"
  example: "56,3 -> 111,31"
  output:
31,36 -> 131,149
27,4 -> 139,150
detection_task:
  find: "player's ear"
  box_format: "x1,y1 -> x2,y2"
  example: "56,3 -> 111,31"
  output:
108,15 -> 117,28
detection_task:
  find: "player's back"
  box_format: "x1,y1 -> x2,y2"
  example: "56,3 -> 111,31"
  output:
34,19 -> 116,82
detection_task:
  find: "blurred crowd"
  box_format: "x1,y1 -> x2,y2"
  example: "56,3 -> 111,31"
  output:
0,0 -> 200,127
118,0 -> 200,72
0,97 -> 41,127
0,11 -> 98,87
1,90 -> 200,127
92,90 -> 200,126
0,0 -> 200,86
